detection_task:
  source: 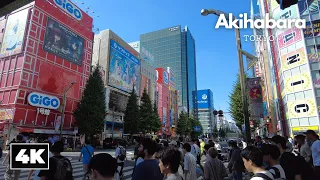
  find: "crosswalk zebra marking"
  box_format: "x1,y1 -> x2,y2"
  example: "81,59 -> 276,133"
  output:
0,157 -> 135,180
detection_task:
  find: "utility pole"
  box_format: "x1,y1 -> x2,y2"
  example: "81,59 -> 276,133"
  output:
60,81 -> 76,139
235,27 -> 251,142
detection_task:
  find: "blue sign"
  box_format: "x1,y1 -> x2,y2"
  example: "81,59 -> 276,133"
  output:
170,110 -> 173,126
54,0 -> 83,20
193,126 -> 201,132
263,102 -> 268,117
109,40 -> 140,94
163,71 -> 169,84
196,89 -> 212,109
27,92 -> 60,110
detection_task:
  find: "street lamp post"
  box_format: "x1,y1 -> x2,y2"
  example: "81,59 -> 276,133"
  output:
60,81 -> 76,139
201,9 -> 258,142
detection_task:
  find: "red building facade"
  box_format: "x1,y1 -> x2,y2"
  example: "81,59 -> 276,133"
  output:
0,0 -> 93,138
156,68 -> 170,136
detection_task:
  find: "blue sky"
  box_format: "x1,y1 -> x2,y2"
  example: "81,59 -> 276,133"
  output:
76,0 -> 255,120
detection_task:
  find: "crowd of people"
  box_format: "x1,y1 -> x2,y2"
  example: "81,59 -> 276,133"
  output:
0,129 -> 319,180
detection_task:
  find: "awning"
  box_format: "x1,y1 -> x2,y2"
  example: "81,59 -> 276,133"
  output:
106,121 -> 123,128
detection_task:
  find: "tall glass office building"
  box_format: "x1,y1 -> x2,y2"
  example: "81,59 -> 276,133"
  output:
140,25 -> 197,117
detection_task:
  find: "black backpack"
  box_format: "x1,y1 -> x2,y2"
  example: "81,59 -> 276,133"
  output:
52,157 -> 74,180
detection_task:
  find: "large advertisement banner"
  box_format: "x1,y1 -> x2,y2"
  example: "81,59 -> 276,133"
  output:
287,99 -> 317,119
43,17 -> 84,66
280,47 -> 307,71
108,39 -> 140,94
303,20 -> 320,37
277,28 -> 303,50
197,90 -> 211,109
283,73 -> 312,95
0,8 -> 29,57
247,77 -> 263,119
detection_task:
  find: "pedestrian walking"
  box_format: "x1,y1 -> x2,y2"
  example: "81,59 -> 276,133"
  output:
115,141 -> 126,180
132,138 -> 163,180
158,147 -> 184,180
203,147 -> 227,180
241,146 -> 274,180
227,140 -> 245,180
2,135 -> 24,180
38,141 -> 74,180
182,143 -> 197,180
261,144 -> 286,179
305,130 -> 320,179
79,139 -> 94,179
87,153 -> 117,180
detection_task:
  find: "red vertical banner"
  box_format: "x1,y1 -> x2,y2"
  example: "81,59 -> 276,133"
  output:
247,77 -> 264,120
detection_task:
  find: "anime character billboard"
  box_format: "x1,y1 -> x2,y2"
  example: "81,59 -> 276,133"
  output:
0,8 -> 29,57
43,17 -> 84,65
108,39 -> 140,94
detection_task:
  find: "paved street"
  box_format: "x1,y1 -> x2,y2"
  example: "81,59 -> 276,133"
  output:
0,149 -> 135,180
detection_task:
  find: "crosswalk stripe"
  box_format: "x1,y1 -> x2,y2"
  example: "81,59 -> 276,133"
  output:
0,158 -> 135,180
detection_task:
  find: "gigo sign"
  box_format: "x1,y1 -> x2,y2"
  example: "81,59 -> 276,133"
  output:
28,92 -> 60,110
54,0 -> 82,21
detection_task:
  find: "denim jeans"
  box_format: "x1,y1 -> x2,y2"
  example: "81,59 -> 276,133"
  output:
232,171 -> 242,180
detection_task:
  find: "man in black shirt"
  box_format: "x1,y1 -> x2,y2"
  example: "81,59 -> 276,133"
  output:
271,135 -> 302,180
38,141 -> 73,180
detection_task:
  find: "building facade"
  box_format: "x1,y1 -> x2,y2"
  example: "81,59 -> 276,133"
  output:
254,0 -> 320,137
140,25 -> 197,117
194,89 -> 214,135
0,0 -> 93,140
92,29 -> 141,138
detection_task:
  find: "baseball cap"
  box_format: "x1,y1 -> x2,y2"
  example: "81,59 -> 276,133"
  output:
304,130 -> 317,136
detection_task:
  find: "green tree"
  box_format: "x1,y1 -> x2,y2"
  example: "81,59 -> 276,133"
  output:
219,127 -> 226,138
140,89 -> 153,133
73,65 -> 106,138
212,125 -> 218,138
228,73 -> 249,129
123,86 -> 140,134
176,112 -> 188,136
151,101 -> 161,134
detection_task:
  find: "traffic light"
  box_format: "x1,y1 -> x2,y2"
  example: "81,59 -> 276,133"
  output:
218,110 -> 223,117
276,0 -> 298,10
213,110 -> 218,115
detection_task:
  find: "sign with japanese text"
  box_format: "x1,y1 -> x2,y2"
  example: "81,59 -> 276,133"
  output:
287,99 -> 317,119
280,47 -> 307,71
247,77 -> 263,119
277,28 -> 303,50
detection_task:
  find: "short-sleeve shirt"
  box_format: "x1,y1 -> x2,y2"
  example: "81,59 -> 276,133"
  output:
311,140 -> 320,166
184,152 -> 197,180
81,145 -> 94,164
280,152 -> 301,180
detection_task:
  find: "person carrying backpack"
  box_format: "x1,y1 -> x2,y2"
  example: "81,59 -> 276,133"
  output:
79,139 -> 94,179
241,146 -> 275,180
38,141 -> 74,180
261,144 -> 286,180
115,141 -> 126,180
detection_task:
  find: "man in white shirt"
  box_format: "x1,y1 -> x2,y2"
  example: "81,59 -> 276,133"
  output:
295,134 -> 312,164
182,143 -> 197,180
190,139 -> 200,160
261,143 -> 286,179
115,142 -> 126,180
306,130 -> 320,179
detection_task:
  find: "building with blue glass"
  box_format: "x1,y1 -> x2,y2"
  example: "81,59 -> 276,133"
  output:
140,26 -> 198,117
194,89 -> 215,135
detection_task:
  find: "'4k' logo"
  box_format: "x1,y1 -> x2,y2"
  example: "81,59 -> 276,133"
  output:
10,143 -> 49,170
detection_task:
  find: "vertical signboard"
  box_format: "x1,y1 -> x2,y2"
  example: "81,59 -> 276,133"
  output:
247,77 -> 264,119
0,8 -> 29,57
